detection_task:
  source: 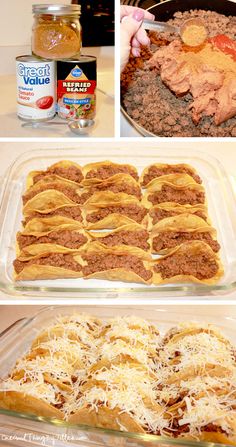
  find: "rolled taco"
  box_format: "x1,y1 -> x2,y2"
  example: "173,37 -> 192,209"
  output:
163,322 -> 232,347
69,362 -> 166,433
23,190 -> 79,216
140,163 -> 202,187
26,161 -> 84,188
16,226 -> 89,255
88,224 -> 150,252
149,203 -> 208,225
168,397 -> 236,445
142,174 -> 205,208
23,215 -> 83,233
83,161 -> 139,182
80,174 -> 142,202
23,177 -> 82,208
69,405 -> 146,432
82,244 -> 153,284
23,204 -> 83,228
14,251 -> 85,280
32,313 -> 102,348
151,214 -> 220,254
0,389 -> 64,419
152,241 -> 223,285
85,200 -> 148,229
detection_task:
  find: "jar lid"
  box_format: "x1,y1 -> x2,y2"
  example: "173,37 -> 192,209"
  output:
32,4 -> 81,15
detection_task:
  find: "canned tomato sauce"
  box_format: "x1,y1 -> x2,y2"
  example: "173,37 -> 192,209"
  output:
57,56 -> 97,120
16,55 -> 56,121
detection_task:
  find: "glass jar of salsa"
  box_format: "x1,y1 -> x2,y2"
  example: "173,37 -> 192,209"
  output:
32,4 -> 82,60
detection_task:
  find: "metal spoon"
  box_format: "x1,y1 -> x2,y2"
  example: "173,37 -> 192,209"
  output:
22,118 -> 95,135
143,17 -> 208,47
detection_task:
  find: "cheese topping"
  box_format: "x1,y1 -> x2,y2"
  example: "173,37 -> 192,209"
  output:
0,314 -> 235,442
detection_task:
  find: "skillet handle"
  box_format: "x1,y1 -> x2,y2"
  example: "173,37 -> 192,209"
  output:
0,318 -> 27,340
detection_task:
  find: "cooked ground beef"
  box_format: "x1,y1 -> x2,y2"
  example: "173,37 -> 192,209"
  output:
81,183 -> 141,203
14,253 -> 82,274
54,394 -> 66,409
121,10 -> 236,137
83,254 -> 152,281
87,204 -> 148,224
153,232 -> 220,253
97,230 -> 150,251
148,186 -> 205,205
17,230 -> 87,250
150,208 -> 207,225
203,423 -> 226,433
86,166 -> 139,181
24,206 -> 82,225
23,183 -> 82,205
142,166 -> 202,186
33,165 -> 83,184
154,251 -> 219,280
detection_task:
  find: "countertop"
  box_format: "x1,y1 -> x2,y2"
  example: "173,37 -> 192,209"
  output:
0,46 -> 114,138
0,140 -> 235,302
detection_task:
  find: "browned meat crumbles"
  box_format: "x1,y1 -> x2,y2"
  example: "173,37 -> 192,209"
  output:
96,230 -> 150,251
33,165 -> 83,184
83,253 -> 152,281
14,253 -> 82,274
153,232 -> 220,253
150,208 -> 207,225
142,166 -> 202,186
87,204 -> 148,224
121,10 -> 236,137
154,252 -> 219,280
80,183 -> 141,203
23,183 -> 82,205
148,186 -> 205,205
17,230 -> 87,250
86,166 -> 139,181
24,206 -> 83,225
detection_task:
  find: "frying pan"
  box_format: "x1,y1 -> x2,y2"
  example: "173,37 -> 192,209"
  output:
121,0 -> 236,137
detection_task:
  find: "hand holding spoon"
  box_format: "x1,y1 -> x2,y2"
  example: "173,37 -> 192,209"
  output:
143,17 -> 208,47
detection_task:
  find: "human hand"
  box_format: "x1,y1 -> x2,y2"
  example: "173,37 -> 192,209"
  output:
120,6 -> 155,72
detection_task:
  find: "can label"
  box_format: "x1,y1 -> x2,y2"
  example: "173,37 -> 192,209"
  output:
57,60 -> 96,119
16,60 -> 56,121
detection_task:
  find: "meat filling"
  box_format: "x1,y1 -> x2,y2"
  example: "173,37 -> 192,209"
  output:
23,183 -> 82,205
87,204 -> 148,224
142,166 -> 201,186
153,232 -> 220,253
148,186 -> 205,205
14,253 -> 82,274
97,230 -> 150,251
168,421 -> 226,438
17,230 -> 87,250
24,206 -> 82,225
154,252 -> 219,280
83,254 -> 152,281
81,183 -> 141,203
150,208 -> 207,225
85,166 -> 139,181
33,165 -> 83,184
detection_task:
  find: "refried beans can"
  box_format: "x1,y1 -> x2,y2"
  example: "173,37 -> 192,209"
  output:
16,55 -> 56,121
57,56 -> 97,120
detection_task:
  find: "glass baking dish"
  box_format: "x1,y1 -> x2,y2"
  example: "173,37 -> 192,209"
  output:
0,304 -> 236,447
0,145 -> 236,299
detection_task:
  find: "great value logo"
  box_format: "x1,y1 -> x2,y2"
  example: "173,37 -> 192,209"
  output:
17,63 -> 51,85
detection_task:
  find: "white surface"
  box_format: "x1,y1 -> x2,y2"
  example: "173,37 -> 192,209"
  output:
0,140 -> 235,302
0,46 -> 114,137
0,0 -> 70,46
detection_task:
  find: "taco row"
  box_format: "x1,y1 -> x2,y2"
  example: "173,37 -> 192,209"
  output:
0,314 -> 235,445
13,160 -> 223,284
